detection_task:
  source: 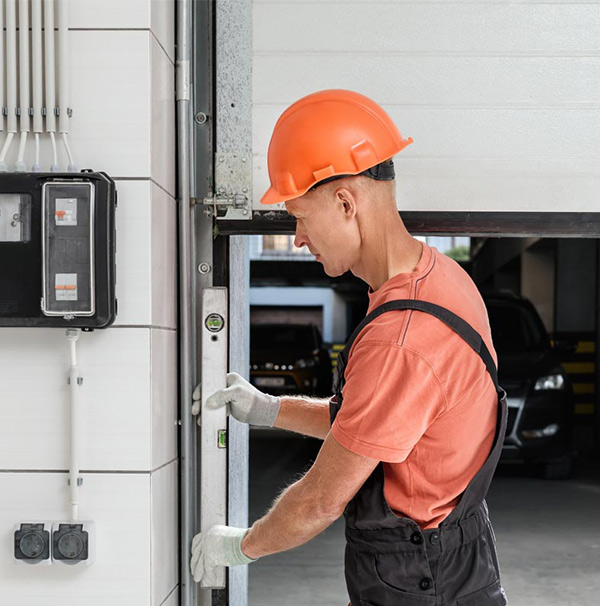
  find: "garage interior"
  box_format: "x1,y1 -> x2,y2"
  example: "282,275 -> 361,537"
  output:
245,233 -> 600,606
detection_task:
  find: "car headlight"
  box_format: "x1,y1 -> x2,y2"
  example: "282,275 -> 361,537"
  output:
534,374 -> 565,391
294,358 -> 316,369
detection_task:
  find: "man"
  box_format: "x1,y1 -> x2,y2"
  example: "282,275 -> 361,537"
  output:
191,90 -> 508,605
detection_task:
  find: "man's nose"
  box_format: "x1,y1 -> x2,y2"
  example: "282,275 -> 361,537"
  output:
294,226 -> 308,250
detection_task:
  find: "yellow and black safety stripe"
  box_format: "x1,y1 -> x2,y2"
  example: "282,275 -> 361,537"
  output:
554,337 -> 596,416
330,344 -> 345,370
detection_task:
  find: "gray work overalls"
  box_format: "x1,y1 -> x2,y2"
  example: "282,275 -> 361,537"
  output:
330,300 -> 508,606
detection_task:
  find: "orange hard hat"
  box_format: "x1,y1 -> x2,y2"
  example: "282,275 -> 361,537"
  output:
260,89 -> 413,205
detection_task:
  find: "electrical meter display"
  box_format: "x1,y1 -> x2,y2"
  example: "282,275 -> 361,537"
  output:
0,172 -> 116,329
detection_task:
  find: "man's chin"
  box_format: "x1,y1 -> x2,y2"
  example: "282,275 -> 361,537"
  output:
321,263 -> 345,278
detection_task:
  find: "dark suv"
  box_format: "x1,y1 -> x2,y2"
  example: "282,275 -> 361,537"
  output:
250,323 -> 333,397
484,293 -> 574,479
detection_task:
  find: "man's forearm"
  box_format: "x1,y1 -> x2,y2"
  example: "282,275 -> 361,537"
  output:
273,396 -> 331,438
241,472 -> 341,559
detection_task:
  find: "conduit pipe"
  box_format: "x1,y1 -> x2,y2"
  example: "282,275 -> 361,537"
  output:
176,1 -> 196,605
32,0 -> 44,171
57,0 -> 75,170
66,329 -> 82,521
0,0 -> 18,169
44,0 -> 59,171
16,0 -> 31,171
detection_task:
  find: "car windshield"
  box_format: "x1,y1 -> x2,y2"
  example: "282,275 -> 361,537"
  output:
487,302 -> 549,354
251,324 -> 316,351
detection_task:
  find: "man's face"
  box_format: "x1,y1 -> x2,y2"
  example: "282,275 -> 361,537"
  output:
284,188 -> 358,277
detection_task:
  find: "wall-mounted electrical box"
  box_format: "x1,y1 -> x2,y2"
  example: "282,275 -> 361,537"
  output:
0,172 -> 116,329
13,521 -> 96,566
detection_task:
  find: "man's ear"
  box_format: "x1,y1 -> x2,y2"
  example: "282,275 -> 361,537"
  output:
335,187 -> 358,220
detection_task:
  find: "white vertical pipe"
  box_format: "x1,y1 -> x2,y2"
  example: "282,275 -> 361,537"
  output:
66,329 -> 81,522
57,0 -> 75,170
32,0 -> 44,170
6,0 -> 17,134
32,1 -> 43,134
18,0 -> 30,134
44,0 -> 56,134
57,0 -> 68,134
49,131 -> 58,167
0,1 -> 5,133
0,0 -> 18,167
44,0 -> 59,170
16,0 -> 31,170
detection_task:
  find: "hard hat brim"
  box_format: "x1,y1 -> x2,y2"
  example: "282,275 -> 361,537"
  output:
260,185 -> 310,206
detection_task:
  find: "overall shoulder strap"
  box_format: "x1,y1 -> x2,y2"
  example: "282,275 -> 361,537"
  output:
339,299 -> 500,392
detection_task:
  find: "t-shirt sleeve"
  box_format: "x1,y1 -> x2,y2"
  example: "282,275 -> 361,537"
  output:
331,342 -> 448,463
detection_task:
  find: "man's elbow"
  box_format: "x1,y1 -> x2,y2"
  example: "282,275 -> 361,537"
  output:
309,493 -> 347,521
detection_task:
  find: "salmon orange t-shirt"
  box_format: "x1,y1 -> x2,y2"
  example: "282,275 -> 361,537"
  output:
330,242 -> 498,529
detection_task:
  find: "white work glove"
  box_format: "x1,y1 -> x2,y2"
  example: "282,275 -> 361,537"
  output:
190,525 -> 257,584
191,371 -> 281,427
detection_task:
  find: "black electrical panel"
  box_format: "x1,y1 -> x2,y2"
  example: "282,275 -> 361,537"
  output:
0,171 -> 116,329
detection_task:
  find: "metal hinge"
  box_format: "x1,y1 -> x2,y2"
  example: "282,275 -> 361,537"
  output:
201,192 -> 250,218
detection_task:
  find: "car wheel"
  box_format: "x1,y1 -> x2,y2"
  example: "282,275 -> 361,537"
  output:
543,452 -> 572,480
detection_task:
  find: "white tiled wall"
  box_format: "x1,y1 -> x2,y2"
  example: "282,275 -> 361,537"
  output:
0,1 -> 177,604
0,473 -> 152,606
252,0 -> 600,212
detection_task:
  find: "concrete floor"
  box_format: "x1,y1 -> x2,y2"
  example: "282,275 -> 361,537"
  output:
248,435 -> 600,606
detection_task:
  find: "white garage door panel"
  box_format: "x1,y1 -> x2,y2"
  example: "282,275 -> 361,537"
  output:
254,56 -> 600,107
254,105 -> 600,161
397,165 -> 600,213
254,3 -> 600,55
252,1 -> 599,213
253,154 -> 599,213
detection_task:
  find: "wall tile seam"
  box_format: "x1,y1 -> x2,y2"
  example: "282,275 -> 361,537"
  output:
254,103 -> 600,110
256,0 -> 598,2
148,35 -> 177,200
150,180 -> 177,204
0,458 -> 178,475
111,325 -> 177,332
254,156 -> 600,165
112,178 -> 177,202
252,51 -> 600,58
149,330 -> 178,472
254,155 -> 600,166
68,29 -> 174,66
150,29 -> 176,67
158,585 -> 179,606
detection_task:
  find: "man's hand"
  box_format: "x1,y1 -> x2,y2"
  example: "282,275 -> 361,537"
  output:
191,372 -> 281,427
190,525 -> 257,584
